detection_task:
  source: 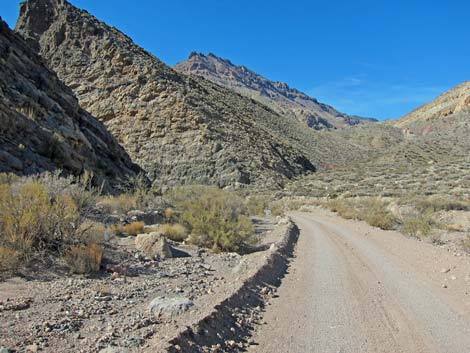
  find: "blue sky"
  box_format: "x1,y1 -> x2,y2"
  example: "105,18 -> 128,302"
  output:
2,0 -> 469,120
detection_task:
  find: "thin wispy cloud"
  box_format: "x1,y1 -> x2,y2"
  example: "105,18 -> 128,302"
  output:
309,77 -> 448,120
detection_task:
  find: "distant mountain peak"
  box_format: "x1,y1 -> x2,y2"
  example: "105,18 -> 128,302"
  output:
175,52 -> 377,129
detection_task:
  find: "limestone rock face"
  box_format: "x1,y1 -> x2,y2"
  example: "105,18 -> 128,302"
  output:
16,0 -> 316,188
175,53 -> 377,130
0,18 -> 140,188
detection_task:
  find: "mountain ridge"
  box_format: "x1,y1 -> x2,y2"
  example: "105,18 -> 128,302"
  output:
394,81 -> 470,133
15,0 -> 317,189
174,52 -> 377,130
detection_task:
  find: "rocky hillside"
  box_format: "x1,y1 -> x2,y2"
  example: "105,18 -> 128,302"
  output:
0,17 -> 140,188
288,83 -> 470,198
395,81 -> 470,133
174,52 -> 377,130
15,0 -> 317,189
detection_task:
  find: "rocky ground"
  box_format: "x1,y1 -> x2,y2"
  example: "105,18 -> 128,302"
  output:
0,218 -> 289,353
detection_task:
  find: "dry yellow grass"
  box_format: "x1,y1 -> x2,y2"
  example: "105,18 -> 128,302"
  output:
124,221 -> 145,236
0,246 -> 19,272
110,221 -> 145,236
97,194 -> 138,214
159,223 -> 188,242
164,208 -> 174,221
64,243 -> 103,274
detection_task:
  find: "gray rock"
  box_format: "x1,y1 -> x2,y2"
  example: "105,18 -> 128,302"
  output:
0,19 -> 141,190
99,347 -> 131,353
135,233 -> 173,259
121,337 -> 145,348
127,210 -> 163,225
0,348 -> 12,353
148,296 -> 193,317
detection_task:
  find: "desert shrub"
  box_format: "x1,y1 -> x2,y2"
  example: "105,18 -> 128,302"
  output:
164,208 -> 175,222
97,194 -> 138,214
124,221 -> 145,236
172,185 -> 255,252
79,221 -> 106,243
63,243 -> 103,274
245,195 -> 270,216
361,199 -> 397,230
402,195 -> 470,213
0,181 -> 79,256
0,246 -> 19,272
402,215 -> 433,238
325,198 -> 396,230
110,221 -> 144,237
0,173 -> 20,185
159,223 -> 187,242
270,201 -> 285,217
325,199 -> 360,220
0,171 -> 102,273
110,223 -> 125,237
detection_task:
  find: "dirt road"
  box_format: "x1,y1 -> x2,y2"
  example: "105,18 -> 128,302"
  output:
248,210 -> 470,353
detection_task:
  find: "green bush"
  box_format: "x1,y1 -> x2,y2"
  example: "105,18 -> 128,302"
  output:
172,186 -> 255,252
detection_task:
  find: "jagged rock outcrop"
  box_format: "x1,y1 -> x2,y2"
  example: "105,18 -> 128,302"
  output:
15,0 -> 316,188
0,17 -> 140,188
175,52 -> 377,130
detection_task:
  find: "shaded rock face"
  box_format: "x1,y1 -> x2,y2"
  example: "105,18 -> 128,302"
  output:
16,0 -> 316,189
175,53 -> 377,130
0,18 -> 140,188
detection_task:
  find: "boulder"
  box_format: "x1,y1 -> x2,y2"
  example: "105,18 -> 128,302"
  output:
148,296 -> 193,317
135,232 -> 173,259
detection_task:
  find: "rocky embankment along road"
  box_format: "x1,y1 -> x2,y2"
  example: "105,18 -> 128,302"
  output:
249,210 -> 470,353
0,218 -> 298,353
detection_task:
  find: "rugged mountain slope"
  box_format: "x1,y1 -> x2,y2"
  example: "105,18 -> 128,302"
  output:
15,0 -> 317,189
394,81 -> 470,133
288,83 -> 470,198
174,52 -> 377,130
0,17 -> 140,188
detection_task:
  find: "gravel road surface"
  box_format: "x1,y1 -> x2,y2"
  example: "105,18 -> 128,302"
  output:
248,210 -> 470,353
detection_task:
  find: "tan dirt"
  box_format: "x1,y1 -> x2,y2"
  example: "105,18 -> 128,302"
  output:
248,210 -> 470,353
